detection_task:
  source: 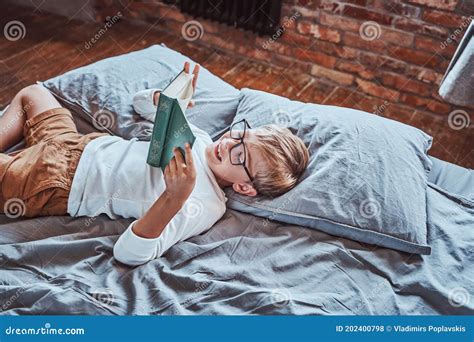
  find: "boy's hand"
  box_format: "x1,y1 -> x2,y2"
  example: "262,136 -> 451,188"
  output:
163,143 -> 196,204
153,61 -> 200,108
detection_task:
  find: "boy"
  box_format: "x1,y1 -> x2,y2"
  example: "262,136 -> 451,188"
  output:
0,62 -> 309,266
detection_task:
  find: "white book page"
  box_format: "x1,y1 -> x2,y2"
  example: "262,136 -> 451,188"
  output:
163,71 -> 194,112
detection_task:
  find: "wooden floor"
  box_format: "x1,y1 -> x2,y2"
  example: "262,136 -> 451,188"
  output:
0,4 -> 472,168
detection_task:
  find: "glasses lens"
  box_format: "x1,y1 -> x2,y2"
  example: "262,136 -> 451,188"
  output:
230,121 -> 246,139
230,143 -> 246,165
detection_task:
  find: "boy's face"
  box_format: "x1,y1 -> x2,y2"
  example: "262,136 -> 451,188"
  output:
205,129 -> 265,197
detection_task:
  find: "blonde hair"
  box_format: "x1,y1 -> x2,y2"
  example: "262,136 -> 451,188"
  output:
250,125 -> 309,198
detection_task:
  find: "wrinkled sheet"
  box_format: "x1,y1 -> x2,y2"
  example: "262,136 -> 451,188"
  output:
0,185 -> 472,315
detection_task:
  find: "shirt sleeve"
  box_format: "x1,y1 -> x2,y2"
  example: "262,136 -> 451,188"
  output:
113,220 -> 161,266
132,88 -> 161,122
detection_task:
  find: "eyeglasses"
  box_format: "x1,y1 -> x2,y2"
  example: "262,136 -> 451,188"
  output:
223,119 -> 254,183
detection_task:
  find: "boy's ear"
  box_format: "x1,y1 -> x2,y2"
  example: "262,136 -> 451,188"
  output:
232,182 -> 257,197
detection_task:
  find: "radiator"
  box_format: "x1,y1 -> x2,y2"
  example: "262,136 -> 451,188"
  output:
164,0 -> 282,35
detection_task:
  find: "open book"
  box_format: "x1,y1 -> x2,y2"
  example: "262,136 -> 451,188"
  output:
146,70 -> 196,169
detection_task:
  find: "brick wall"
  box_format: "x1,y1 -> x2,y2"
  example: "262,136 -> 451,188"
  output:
95,0 -> 474,117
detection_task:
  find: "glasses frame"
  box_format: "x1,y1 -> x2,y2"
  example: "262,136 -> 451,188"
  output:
224,119 -> 254,183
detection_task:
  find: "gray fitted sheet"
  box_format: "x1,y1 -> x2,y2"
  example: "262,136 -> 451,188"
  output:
0,183 -> 472,315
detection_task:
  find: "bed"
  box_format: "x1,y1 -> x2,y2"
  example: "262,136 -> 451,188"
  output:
0,45 -> 472,315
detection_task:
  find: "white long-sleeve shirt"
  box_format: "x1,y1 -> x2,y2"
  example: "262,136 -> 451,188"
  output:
67,89 -> 227,266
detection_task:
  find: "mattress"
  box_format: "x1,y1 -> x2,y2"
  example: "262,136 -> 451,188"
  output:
0,47 -> 472,315
428,156 -> 473,200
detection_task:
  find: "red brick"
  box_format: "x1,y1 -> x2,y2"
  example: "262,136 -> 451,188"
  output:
414,35 -> 456,58
324,87 -> 386,111
309,40 -> 359,59
380,27 -> 414,47
310,65 -> 355,86
382,103 -> 417,123
405,65 -> 444,84
279,30 -> 312,46
311,24 -> 341,43
340,4 -> 395,26
297,22 -> 341,43
201,32 -> 235,51
272,54 -> 311,73
400,93 -> 451,114
292,5 -> 319,19
406,0 -> 458,11
343,32 -> 387,54
388,45 -> 440,68
295,48 -> 337,68
356,78 -> 400,101
258,39 -> 293,56
336,60 -> 375,79
372,0 -> 422,18
237,45 -> 272,63
423,9 -> 468,28
393,17 -> 449,39
318,12 -> 360,32
381,72 -> 433,96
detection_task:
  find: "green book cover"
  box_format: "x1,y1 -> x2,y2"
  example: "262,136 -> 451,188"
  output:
146,70 -> 196,170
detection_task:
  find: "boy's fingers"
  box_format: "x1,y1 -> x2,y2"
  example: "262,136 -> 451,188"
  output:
184,61 -> 190,74
169,157 -> 177,176
174,148 -> 185,171
188,100 -> 194,108
184,143 -> 194,169
192,64 -> 200,90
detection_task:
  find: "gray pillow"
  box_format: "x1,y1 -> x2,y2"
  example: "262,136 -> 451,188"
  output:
42,44 -> 240,140
226,88 -> 433,255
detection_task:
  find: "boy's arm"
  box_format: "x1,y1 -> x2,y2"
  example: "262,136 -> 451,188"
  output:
132,62 -> 199,122
113,144 -> 196,266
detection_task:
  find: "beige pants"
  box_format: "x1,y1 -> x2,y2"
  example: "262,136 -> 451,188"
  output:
0,107 -> 107,217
